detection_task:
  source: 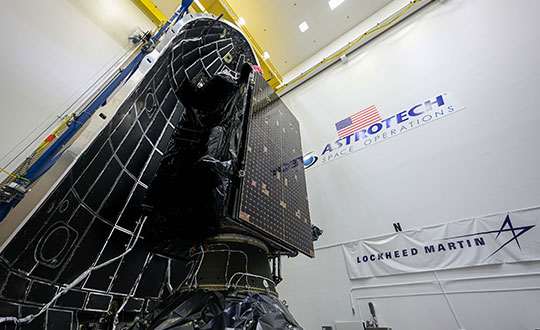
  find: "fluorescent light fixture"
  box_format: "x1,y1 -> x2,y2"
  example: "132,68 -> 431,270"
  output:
193,0 -> 206,12
298,21 -> 309,32
263,51 -> 270,60
237,17 -> 246,26
328,0 -> 345,10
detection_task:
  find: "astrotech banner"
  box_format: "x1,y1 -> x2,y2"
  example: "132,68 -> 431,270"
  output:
342,207 -> 540,279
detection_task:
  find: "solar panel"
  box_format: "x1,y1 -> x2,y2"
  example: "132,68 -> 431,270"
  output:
235,73 -> 314,257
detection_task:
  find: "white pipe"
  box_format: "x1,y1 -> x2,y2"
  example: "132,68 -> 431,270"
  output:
349,271 -> 540,291
433,271 -> 463,330
349,272 -> 540,318
353,286 -> 540,301
351,286 -> 540,329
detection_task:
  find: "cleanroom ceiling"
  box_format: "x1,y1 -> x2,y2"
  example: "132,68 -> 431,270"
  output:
200,0 -> 393,74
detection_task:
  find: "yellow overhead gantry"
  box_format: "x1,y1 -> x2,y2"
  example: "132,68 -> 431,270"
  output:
133,0 -> 168,26
133,0 -> 282,89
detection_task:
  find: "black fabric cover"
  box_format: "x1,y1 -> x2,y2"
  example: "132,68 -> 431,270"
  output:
143,65 -> 252,258
130,290 -> 302,330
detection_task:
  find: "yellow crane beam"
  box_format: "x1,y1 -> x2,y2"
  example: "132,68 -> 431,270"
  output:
133,0 -> 168,26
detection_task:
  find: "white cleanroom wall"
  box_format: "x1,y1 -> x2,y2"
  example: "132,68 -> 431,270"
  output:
281,0 -> 423,86
279,0 -> 540,329
0,0 -> 155,181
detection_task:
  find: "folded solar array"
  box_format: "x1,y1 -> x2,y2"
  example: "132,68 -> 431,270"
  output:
236,73 -> 314,257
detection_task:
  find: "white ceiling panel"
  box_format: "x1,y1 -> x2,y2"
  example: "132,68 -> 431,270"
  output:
223,0 -> 393,74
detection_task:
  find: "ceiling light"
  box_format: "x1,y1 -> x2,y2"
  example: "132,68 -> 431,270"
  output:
237,17 -> 246,26
263,51 -> 270,60
328,0 -> 346,10
298,21 -> 309,33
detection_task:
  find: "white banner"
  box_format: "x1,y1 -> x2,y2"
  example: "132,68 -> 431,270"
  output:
342,208 -> 540,279
303,92 -> 466,169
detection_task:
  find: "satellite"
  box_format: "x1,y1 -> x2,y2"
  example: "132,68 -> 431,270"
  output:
0,13 -> 316,329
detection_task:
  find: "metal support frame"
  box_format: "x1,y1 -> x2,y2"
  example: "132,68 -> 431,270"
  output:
270,255 -> 283,285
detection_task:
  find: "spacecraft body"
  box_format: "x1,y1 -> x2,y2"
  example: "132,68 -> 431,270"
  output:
0,14 -> 313,329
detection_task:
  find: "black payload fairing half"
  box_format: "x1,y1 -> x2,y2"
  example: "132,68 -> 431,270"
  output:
0,13 -> 314,330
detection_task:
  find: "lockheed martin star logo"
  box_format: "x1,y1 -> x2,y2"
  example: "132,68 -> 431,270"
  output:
443,215 -> 535,259
488,215 -> 535,258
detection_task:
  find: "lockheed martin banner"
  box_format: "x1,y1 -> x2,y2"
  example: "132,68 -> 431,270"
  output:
342,208 -> 540,279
